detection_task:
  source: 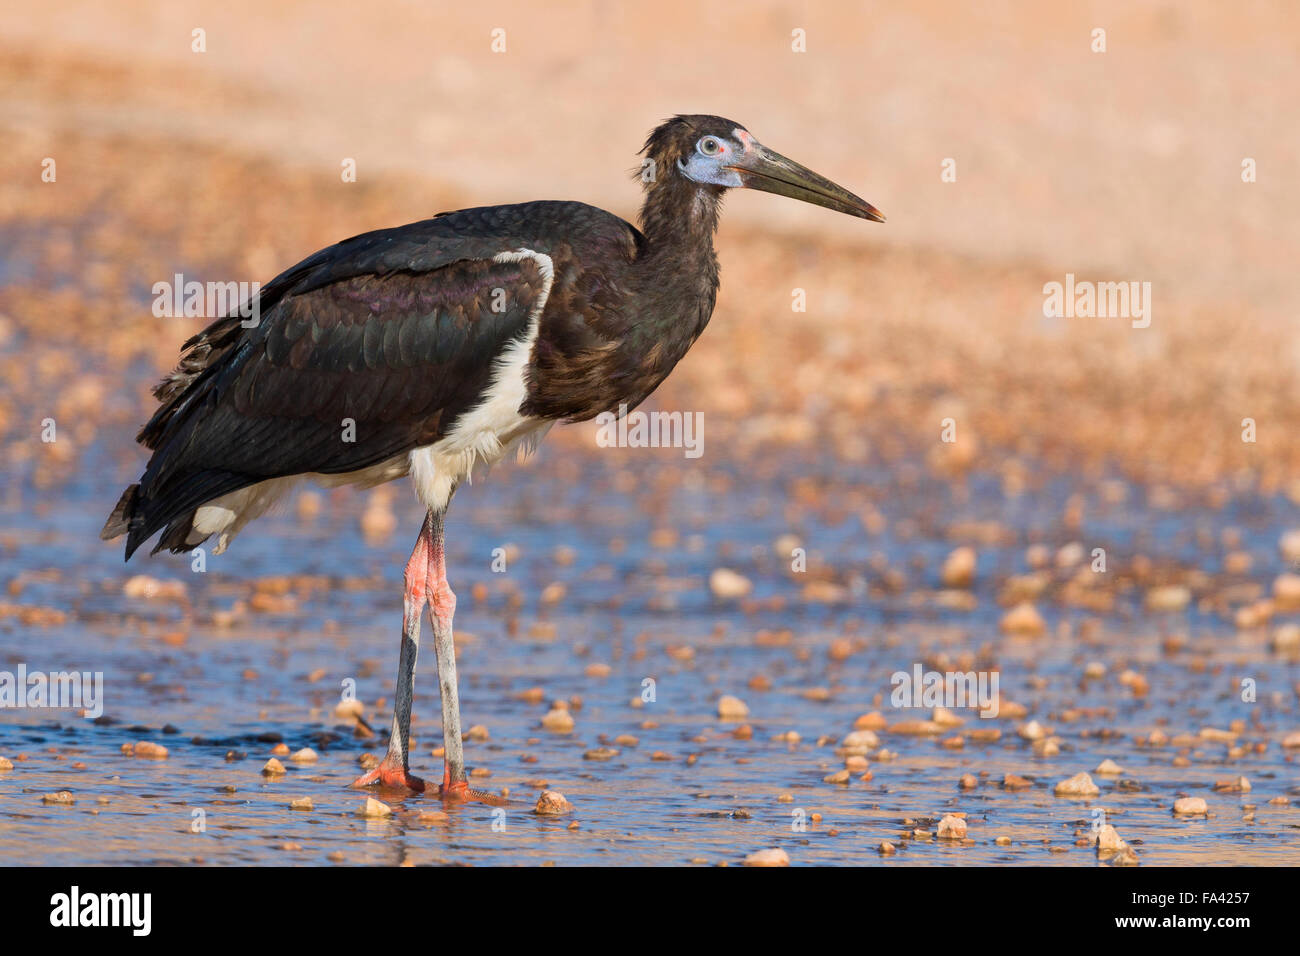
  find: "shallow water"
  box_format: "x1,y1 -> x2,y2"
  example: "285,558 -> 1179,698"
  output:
2,427 -> 1299,866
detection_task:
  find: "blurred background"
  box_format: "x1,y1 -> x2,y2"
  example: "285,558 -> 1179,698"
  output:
0,1 -> 1298,866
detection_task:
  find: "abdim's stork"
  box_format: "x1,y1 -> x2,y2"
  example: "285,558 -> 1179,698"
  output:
102,115 -> 884,798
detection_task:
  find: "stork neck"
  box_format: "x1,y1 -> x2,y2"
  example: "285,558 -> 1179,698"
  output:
637,176 -> 723,260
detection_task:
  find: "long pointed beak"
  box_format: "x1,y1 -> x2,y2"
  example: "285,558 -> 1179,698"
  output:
727,145 -> 885,223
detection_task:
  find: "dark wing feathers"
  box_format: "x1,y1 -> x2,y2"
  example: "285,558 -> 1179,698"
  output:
106,201 -> 642,559
111,229 -> 540,556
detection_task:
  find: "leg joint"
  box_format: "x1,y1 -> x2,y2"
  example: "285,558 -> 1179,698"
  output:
431,581 -> 456,623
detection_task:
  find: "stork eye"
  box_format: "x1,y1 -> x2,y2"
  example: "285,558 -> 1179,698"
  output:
697,136 -> 724,156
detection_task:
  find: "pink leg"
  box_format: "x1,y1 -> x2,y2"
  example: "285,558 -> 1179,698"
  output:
351,512 -> 432,792
425,507 -> 505,805
425,508 -> 468,799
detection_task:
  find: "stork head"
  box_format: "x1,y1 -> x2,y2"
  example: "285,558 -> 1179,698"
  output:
641,114 -> 885,223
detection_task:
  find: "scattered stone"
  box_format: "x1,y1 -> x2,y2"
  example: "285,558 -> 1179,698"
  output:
1118,670 -> 1150,696
42,791 -> 75,805
941,547 -> 977,588
1213,776 -> 1250,793
1199,727 -> 1237,744
823,769 -> 851,785
1002,773 -> 1033,790
998,700 -> 1029,719
1109,845 -> 1140,865
1272,625 -> 1300,653
854,712 -> 887,731
710,568 -> 752,599
289,796 -> 313,811
1274,573 -> 1300,610
839,729 -> 879,753
888,720 -> 944,735
1032,738 -> 1061,757
1018,720 -> 1048,741
289,747 -> 318,764
583,747 -> 620,761
541,704 -> 575,733
123,575 -> 187,602
1093,824 -> 1125,852
717,695 -> 749,719
1280,529 -> 1300,563
932,706 -> 964,727
261,758 -> 286,776
1146,585 -> 1191,611
0,757 -> 12,771
743,848 -> 789,867
1054,772 -> 1100,797
877,841 -> 896,855
534,790 -> 573,815
959,773 -> 978,789
1000,602 -> 1046,637
937,814 -> 967,839
1095,758 -> 1124,775
1173,797 -> 1208,816
122,741 -> 168,759
334,699 -> 365,720
358,797 -> 392,819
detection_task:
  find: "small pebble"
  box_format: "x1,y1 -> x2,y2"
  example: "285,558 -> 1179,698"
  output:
123,741 -> 168,759
743,848 -> 789,867
937,814 -> 968,839
940,547 -> 977,588
1212,776 -> 1250,793
541,706 -> 575,733
710,568 -> 753,599
1054,772 -> 1100,797
534,790 -> 573,815
717,695 -> 750,719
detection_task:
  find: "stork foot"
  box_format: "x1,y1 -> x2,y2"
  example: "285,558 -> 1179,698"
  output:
350,760 -> 426,792
436,766 -> 506,805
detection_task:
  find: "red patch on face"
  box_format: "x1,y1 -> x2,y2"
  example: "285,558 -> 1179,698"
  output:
734,129 -> 756,152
